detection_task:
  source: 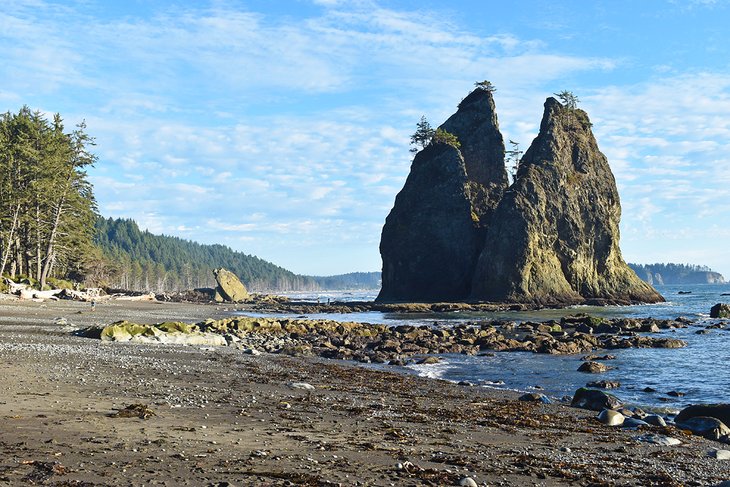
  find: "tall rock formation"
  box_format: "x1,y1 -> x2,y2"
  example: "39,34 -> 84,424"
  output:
377,88 -> 508,302
470,97 -> 663,305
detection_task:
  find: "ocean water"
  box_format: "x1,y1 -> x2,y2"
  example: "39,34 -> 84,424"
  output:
274,284 -> 730,411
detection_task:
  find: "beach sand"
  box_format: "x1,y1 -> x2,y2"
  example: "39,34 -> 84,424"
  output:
1,298 -> 728,486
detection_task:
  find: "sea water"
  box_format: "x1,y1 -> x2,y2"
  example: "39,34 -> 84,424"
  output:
269,284 -> 730,410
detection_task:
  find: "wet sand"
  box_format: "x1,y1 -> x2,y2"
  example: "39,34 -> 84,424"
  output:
1,297 -> 729,486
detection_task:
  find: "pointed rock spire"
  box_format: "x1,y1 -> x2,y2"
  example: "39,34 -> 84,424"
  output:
470,97 -> 663,304
377,88 -> 509,302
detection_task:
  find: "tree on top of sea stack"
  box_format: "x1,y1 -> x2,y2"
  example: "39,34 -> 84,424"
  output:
470,96 -> 664,305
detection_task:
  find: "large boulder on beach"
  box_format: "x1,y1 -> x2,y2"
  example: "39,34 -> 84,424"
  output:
377,88 -> 508,302
710,303 -> 730,319
676,416 -> 730,442
676,404 -> 730,428
471,97 -> 664,305
571,387 -> 622,411
213,268 -> 249,302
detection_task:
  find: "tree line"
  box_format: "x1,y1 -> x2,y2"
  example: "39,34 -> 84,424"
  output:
93,218 -> 380,293
0,107 -> 97,289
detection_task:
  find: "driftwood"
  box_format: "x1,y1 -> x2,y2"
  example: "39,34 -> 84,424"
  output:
113,292 -> 156,302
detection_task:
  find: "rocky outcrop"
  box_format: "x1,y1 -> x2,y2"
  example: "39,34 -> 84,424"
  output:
378,91 -> 662,305
377,88 -> 507,302
214,268 -> 249,302
470,97 -> 663,305
710,303 -> 730,318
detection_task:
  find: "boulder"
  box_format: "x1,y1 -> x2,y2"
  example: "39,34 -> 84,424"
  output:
471,97 -> 664,305
578,361 -> 610,373
213,268 -> 249,302
676,416 -> 730,441
377,88 -> 508,302
571,388 -> 622,411
518,392 -> 551,404
710,303 -> 730,319
644,415 -> 667,427
676,404 -> 730,428
597,409 -> 625,426
100,320 -> 226,346
586,380 -> 620,389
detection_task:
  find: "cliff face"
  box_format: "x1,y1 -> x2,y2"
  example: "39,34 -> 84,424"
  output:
377,89 -> 507,302
470,98 -> 663,304
377,91 -> 663,305
377,144 -> 483,301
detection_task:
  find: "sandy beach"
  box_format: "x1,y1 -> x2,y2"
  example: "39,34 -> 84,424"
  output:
1,298 -> 729,486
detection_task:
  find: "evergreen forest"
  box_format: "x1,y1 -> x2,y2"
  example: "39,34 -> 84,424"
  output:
0,107 -> 97,289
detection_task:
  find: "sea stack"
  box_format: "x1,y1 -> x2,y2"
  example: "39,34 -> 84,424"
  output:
377,88 -> 508,302
470,97 -> 664,305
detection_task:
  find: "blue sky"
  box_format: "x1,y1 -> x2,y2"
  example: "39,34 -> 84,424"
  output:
2,0 -> 730,277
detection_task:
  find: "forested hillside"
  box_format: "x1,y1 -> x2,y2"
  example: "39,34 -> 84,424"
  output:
0,107 -> 97,288
94,218 -> 318,292
94,218 -> 381,292
629,263 -> 726,285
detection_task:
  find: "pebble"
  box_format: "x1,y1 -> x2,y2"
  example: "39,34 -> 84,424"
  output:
459,477 -> 478,487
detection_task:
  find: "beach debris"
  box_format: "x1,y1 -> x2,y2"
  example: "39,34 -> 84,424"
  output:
288,382 -> 315,391
571,388 -> 622,411
708,449 -> 730,460
114,292 -> 156,301
597,409 -> 625,426
710,303 -> 730,318
21,460 -> 67,484
577,361 -> 610,373
109,404 -> 156,419
634,434 -> 682,446
518,392 -> 551,404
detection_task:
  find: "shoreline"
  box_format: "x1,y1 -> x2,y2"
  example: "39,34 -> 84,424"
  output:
1,299 -> 730,485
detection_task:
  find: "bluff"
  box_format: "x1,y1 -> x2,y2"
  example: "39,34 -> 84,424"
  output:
377,89 -> 508,302
471,98 -> 663,305
378,90 -> 663,305
628,263 -> 726,285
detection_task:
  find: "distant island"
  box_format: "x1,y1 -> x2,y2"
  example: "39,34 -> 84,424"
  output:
628,263 -> 726,285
